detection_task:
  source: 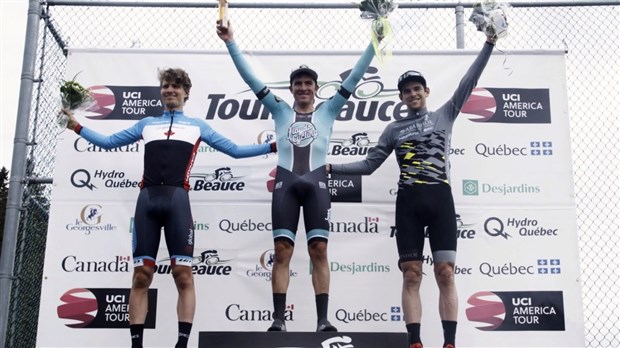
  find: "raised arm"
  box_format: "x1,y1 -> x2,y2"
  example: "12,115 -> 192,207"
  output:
217,20 -> 264,94
324,43 -> 377,116
442,37 -> 495,120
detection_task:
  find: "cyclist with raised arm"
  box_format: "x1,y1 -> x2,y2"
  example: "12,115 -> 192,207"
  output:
216,20 -> 379,332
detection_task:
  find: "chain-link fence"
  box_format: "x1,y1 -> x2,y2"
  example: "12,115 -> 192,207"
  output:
2,1 -> 618,347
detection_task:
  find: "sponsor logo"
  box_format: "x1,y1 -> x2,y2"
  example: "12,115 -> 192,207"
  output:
479,258 -> 562,277
70,169 -> 140,190
421,255 -> 473,275
314,260 -> 391,275
463,88 -> 551,124
462,179 -> 541,196
85,85 -> 163,120
74,138 -> 140,153
330,216 -> 379,234
466,291 -> 565,330
225,303 -> 295,322
65,204 -> 118,235
484,217 -> 559,239
530,141 -> 553,156
474,141 -> 553,158
288,122 -> 318,147
390,214 -> 476,240
329,132 -> 378,156
205,67 -> 417,122
246,249 -> 298,281
335,306 -> 403,323
154,249 -> 233,276
328,174 -> 362,202
218,218 -> 271,233
62,255 -> 130,273
189,167 -> 246,191
57,288 -> 157,328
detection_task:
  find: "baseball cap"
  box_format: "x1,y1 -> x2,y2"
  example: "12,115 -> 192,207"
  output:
397,70 -> 427,92
290,65 -> 318,84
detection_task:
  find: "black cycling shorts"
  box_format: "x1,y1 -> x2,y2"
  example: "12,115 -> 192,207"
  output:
132,185 -> 194,268
271,166 -> 331,245
395,183 -> 457,265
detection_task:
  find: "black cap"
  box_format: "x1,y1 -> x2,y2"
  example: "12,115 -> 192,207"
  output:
397,70 -> 427,92
290,65 -> 318,84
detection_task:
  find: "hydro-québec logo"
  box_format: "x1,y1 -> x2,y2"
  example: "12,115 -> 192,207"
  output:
189,167 -> 247,191
204,66 -> 417,122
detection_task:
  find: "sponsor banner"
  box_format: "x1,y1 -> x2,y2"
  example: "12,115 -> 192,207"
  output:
199,331 -> 408,348
466,291 -> 565,331
38,48 -> 582,347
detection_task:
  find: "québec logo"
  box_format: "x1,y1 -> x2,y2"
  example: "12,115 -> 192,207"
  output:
466,291 -> 565,331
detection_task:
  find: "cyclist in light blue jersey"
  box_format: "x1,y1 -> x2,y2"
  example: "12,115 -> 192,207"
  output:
217,20 -> 379,332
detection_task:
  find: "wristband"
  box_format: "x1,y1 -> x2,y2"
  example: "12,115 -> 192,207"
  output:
74,123 -> 83,135
270,142 -> 277,153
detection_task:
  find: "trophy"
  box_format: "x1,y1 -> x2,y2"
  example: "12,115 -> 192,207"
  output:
218,0 -> 229,28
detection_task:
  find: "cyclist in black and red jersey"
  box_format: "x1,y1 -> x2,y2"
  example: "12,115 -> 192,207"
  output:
62,68 -> 275,348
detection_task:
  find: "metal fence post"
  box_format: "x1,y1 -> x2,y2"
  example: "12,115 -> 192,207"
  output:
0,0 -> 42,345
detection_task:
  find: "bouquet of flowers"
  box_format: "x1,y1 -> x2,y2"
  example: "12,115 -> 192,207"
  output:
358,0 -> 398,62
469,1 -> 510,41
57,73 -> 93,128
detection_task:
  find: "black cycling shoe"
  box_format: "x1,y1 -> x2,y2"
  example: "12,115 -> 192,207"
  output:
316,319 -> 338,332
267,318 -> 287,332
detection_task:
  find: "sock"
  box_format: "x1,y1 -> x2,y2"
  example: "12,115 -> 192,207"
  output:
406,323 -> 422,344
130,324 -> 144,348
441,320 -> 457,346
175,321 -> 193,348
316,293 -> 329,322
273,293 -> 286,320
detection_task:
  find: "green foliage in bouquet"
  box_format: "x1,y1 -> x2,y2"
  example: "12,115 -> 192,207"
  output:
60,73 -> 93,110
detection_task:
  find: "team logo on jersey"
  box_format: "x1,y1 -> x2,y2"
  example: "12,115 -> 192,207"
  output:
287,122 -> 318,147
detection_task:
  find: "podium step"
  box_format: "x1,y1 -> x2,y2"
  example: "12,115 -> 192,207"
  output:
199,331 -> 408,348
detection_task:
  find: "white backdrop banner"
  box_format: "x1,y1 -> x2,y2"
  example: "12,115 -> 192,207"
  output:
36,47 -> 584,348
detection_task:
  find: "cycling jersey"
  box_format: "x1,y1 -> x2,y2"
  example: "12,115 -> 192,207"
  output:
77,110 -> 271,190
331,42 -> 494,262
330,42 -> 494,186
226,41 -> 376,243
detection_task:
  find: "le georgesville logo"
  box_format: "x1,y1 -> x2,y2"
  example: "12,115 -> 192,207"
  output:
57,288 -> 157,328
85,85 -> 163,120
462,88 -> 551,124
466,291 -> 565,331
